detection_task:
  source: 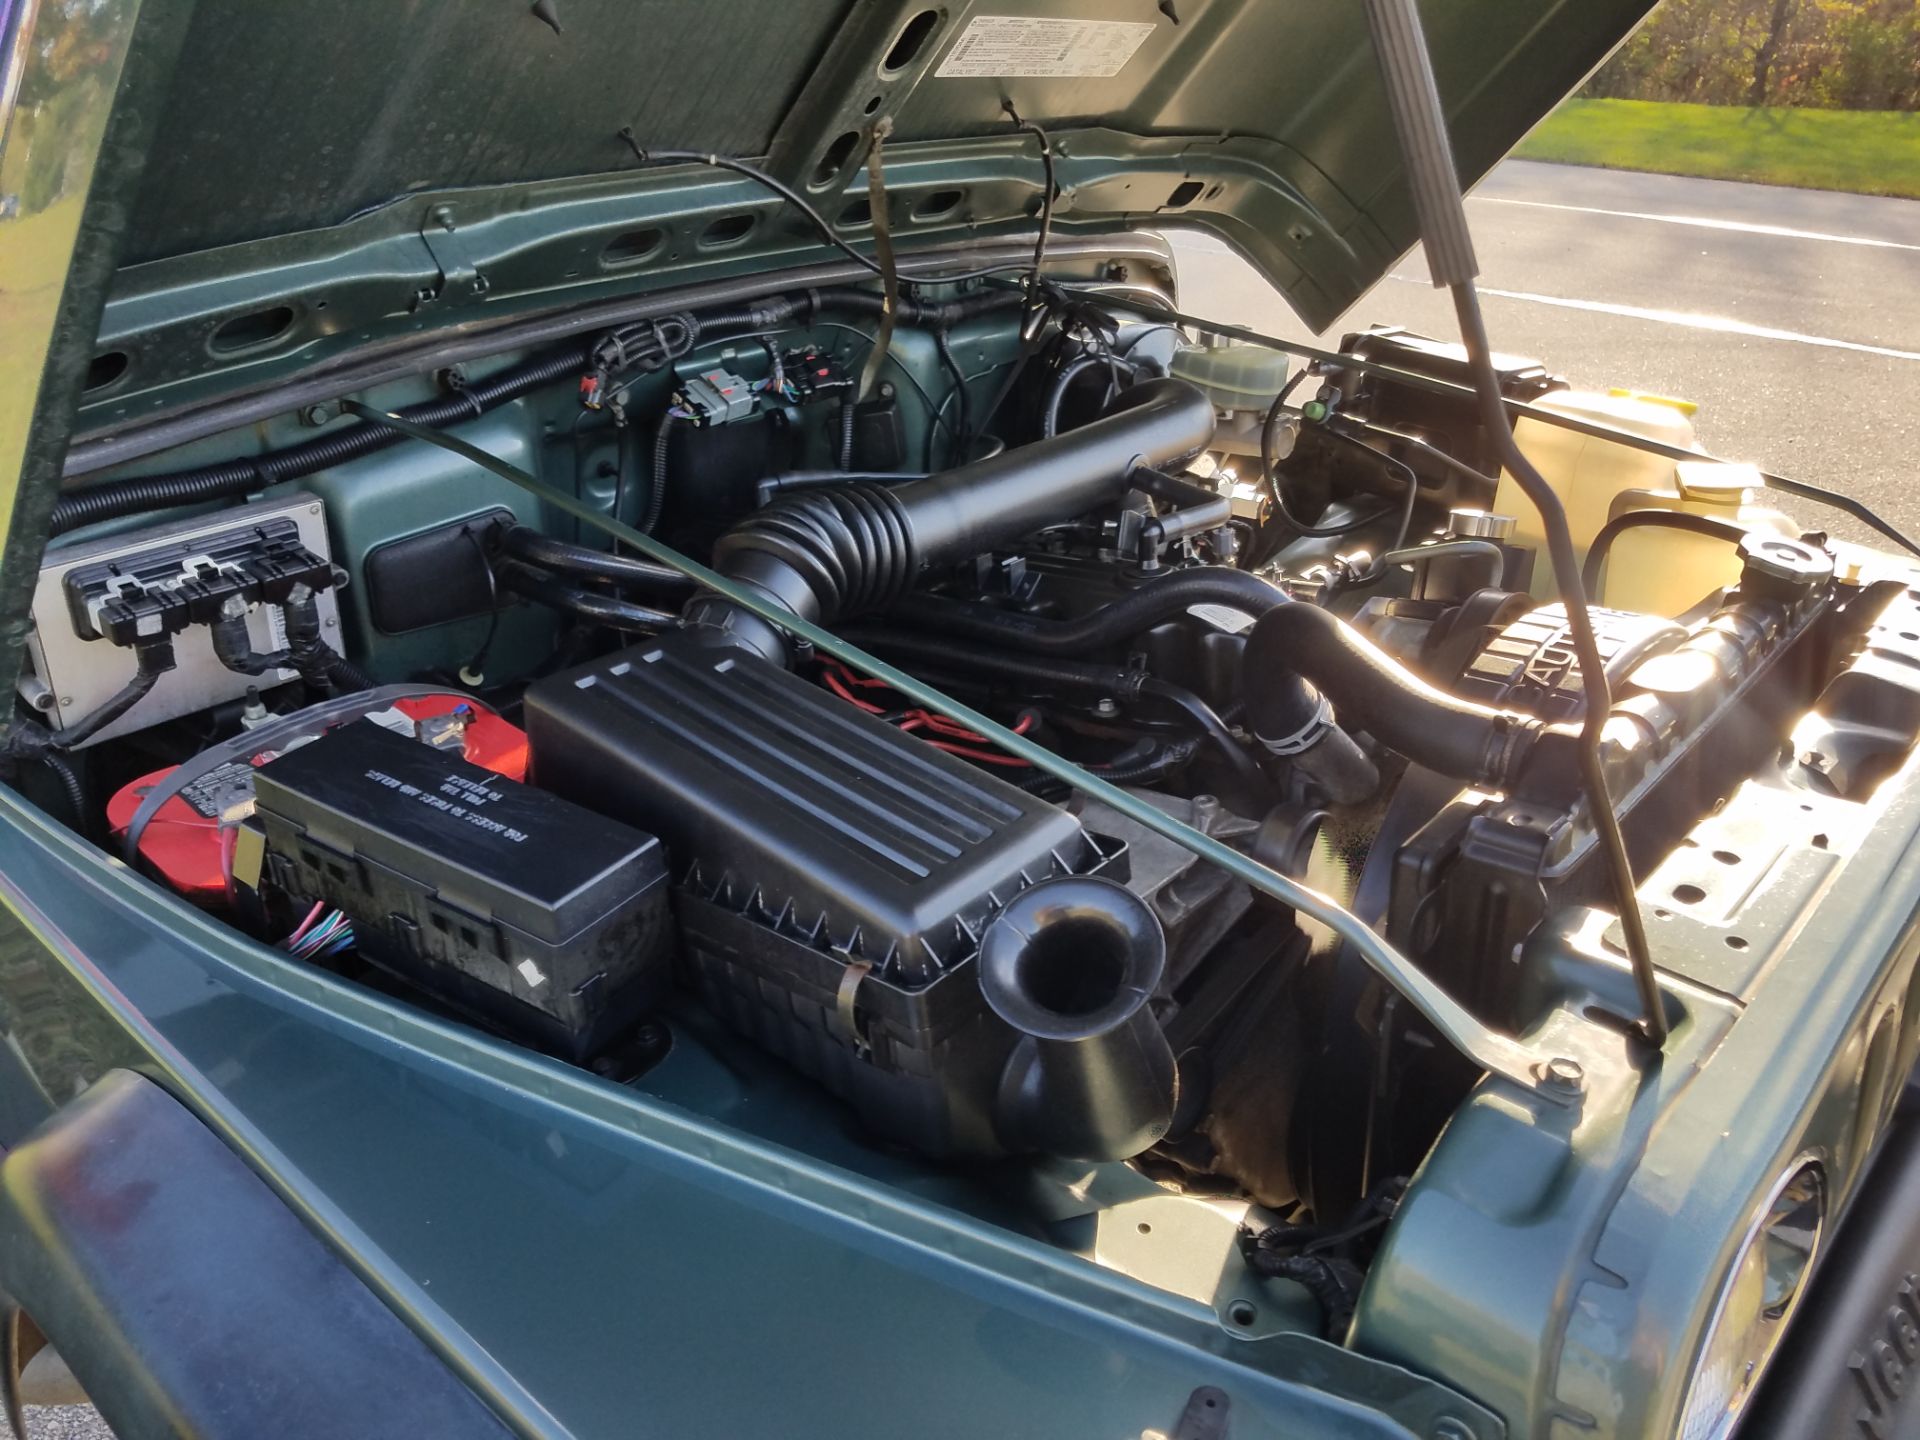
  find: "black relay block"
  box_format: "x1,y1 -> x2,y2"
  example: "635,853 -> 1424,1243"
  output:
252,721 -> 672,1060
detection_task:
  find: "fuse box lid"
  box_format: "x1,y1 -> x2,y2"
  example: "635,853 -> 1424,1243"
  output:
254,720 -> 663,943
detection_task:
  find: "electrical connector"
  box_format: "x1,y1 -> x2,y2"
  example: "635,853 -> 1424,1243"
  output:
677,368 -> 756,426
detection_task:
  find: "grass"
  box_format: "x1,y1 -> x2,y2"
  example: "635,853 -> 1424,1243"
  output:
1514,99 -> 1920,200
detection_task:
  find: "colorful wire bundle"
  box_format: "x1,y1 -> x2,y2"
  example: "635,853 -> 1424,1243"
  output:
283,905 -> 357,960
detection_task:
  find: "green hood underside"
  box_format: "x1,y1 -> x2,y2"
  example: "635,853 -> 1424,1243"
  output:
75,0 -> 1652,434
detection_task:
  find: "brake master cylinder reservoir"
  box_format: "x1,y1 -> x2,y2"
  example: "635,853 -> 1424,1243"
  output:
1598,461 -> 1797,615
1493,389 -> 1697,600
1170,342 -> 1290,465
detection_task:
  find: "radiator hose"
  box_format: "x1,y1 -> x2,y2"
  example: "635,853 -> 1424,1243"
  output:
1241,603 -> 1547,789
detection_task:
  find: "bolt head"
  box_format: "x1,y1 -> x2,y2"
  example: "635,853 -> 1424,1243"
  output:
1539,1056 -> 1585,1092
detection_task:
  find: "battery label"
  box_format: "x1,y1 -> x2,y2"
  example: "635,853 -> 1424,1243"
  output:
176,758 -> 260,819
934,16 -> 1154,78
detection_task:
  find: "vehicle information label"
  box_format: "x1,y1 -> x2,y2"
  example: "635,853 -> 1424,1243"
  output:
934,16 -> 1155,79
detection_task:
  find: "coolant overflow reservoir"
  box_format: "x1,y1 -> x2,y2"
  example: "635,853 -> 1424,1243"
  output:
1599,461 -> 1797,615
1494,389 -> 1698,601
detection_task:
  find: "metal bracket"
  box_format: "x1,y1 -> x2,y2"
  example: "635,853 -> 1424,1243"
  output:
416,205 -> 489,307
1173,1386 -> 1230,1440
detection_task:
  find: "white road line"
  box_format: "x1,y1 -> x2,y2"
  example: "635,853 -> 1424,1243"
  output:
1386,275 -> 1920,362
1475,196 -> 1920,253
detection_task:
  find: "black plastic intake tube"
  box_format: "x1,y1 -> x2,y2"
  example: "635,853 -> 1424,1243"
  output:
692,378 -> 1218,661
900,378 -> 1218,559
1242,602 -> 1547,788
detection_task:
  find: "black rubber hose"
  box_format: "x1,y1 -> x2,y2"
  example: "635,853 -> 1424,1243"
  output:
1017,737 -> 1201,795
1041,355 -> 1111,439
1260,372 -> 1392,539
500,528 -> 692,593
1241,602 -> 1545,788
839,625 -> 1130,692
50,346 -> 591,535
1136,676 -> 1273,802
1097,737 -> 1201,784
891,566 -> 1292,657
1581,509 -> 1754,598
499,563 -> 678,632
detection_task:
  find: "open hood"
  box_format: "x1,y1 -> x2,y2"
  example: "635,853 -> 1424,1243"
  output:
74,0 -> 1655,434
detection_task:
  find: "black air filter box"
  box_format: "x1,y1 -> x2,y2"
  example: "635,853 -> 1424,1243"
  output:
253,720 -> 672,1060
523,632 -> 1126,1155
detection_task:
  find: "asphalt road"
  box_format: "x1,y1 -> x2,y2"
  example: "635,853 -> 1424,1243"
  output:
8,160 -> 1917,1440
1169,159 -> 1920,549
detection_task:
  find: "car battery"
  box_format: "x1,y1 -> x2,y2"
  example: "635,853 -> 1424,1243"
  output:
107,693 -> 530,906
251,719 -> 672,1060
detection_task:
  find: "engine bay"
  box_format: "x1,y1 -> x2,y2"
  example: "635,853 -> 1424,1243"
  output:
14,267 -> 1920,1343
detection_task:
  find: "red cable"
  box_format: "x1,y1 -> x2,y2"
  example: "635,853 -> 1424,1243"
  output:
816,661 -> 1033,765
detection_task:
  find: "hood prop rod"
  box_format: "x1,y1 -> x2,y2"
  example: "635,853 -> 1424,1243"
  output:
1361,0 -> 1666,1048
341,398 -> 1579,1103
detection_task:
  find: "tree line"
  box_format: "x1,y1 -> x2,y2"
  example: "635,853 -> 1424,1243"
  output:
1584,0 -> 1919,110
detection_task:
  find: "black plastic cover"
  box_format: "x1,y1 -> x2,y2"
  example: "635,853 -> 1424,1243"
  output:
525,632 -> 1104,989
364,507 -> 513,634
522,632 -> 1124,1155
253,719 -> 671,1059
